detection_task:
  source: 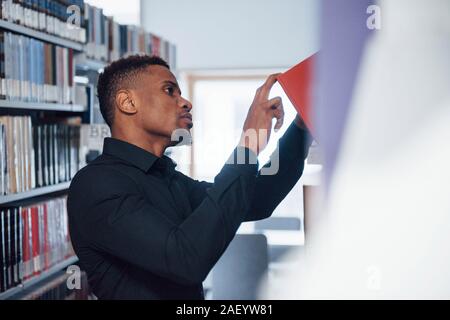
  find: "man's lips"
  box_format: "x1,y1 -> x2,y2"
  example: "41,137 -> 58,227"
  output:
180,114 -> 193,121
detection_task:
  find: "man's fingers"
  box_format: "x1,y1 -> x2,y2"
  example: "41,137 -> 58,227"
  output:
257,73 -> 282,101
265,96 -> 282,110
273,104 -> 285,132
264,97 -> 284,131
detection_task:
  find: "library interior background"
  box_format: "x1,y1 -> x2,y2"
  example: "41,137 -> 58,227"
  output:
1,0 -> 450,300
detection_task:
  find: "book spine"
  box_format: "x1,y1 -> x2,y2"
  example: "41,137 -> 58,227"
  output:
31,206 -> 39,276
12,207 -> 18,286
20,207 -> 28,281
17,207 -> 23,285
43,202 -> 49,270
0,122 -> 5,195
5,209 -> 12,289
0,210 -> 6,292
26,207 -> 32,280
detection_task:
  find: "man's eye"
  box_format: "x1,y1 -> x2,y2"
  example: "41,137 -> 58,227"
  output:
165,87 -> 175,96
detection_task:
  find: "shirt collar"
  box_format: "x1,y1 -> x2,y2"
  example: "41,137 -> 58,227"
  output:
102,138 -> 175,173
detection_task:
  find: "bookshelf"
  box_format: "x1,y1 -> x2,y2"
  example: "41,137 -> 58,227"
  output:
0,181 -> 71,205
0,101 -> 86,112
1,0 -> 177,300
0,20 -> 84,51
0,256 -> 79,300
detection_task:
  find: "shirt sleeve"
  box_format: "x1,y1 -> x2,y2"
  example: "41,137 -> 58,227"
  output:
245,121 -> 313,221
181,121 -> 313,222
67,147 -> 258,286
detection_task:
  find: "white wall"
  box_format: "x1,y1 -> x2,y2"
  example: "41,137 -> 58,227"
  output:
140,0 -> 319,70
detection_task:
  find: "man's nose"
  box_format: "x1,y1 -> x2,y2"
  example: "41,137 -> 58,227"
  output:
179,97 -> 193,112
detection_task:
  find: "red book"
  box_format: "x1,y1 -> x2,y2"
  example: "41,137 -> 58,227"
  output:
31,207 -> 40,276
277,53 -> 317,135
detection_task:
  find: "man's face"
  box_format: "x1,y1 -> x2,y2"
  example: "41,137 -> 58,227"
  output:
132,65 -> 193,142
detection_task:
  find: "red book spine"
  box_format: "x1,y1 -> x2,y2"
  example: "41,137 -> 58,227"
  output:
31,206 -> 40,276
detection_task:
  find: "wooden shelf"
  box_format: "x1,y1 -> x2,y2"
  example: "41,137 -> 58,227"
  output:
0,181 -> 71,205
0,100 -> 86,112
0,256 -> 79,300
0,20 -> 84,51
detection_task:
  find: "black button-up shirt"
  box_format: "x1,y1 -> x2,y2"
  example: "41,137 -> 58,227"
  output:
67,122 -> 312,300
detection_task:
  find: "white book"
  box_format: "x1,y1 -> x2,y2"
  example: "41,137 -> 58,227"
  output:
49,125 -> 54,185
17,117 -> 25,192
15,3 -> 20,24
19,3 -> 24,25
25,7 -> 30,27
5,33 -> 10,100
63,48 -> 69,104
53,125 -> 58,185
23,117 -> 29,191
80,28 -> 86,43
1,0 -> 8,21
42,125 -> 48,187
55,19 -> 61,38
36,126 -> 43,188
11,117 -> 19,193
46,15 -> 52,34
28,118 -> 35,189
22,7 -> 27,26
53,15 -> 58,37
31,8 -> 36,29
12,2 -> 18,22
31,10 -> 39,30
39,12 -> 46,31
4,117 -> 13,194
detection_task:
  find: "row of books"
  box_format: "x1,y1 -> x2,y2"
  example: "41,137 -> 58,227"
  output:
0,31 -> 75,104
0,116 -> 81,195
84,3 -> 177,69
0,0 -> 86,43
21,269 -> 89,300
0,196 -> 74,293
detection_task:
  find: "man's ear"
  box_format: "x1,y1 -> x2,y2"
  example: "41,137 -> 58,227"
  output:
116,90 -> 138,115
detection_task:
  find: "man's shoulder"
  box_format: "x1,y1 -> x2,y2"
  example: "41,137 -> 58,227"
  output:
69,155 -> 138,196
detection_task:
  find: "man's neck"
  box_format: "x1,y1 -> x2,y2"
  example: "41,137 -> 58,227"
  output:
111,127 -> 168,158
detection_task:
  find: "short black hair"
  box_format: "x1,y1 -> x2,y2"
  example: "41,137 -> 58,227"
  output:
97,54 -> 170,127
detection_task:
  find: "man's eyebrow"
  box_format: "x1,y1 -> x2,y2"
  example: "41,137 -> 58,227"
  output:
162,80 -> 182,94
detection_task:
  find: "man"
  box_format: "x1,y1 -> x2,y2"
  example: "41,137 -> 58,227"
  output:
67,55 -> 312,300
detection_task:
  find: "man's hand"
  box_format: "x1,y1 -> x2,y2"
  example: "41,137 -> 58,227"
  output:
238,74 -> 284,156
